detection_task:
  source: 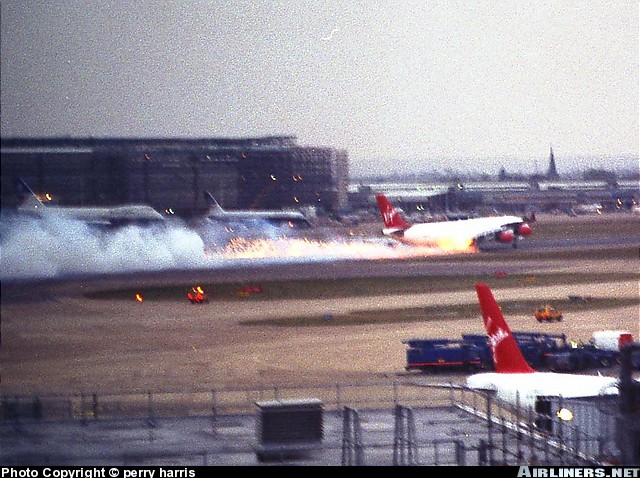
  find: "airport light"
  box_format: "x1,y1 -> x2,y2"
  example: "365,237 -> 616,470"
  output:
556,408 -> 573,421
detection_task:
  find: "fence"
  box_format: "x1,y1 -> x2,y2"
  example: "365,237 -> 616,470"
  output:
1,380 -> 456,422
0,380 -> 626,465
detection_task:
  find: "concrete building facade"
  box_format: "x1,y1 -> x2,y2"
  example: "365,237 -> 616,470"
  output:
0,136 -> 349,216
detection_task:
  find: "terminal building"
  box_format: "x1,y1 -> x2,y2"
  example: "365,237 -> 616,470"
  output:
349,178 -> 639,219
0,136 -> 349,217
1,137 -> 637,219
349,148 -> 639,218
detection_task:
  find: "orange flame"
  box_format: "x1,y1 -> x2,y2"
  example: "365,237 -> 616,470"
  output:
206,236 -> 478,260
435,235 -> 476,252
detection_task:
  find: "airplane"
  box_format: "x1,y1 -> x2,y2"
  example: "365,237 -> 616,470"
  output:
570,203 -> 603,216
375,193 -> 533,249
14,178 -> 166,228
203,192 -> 312,229
466,282 -> 620,411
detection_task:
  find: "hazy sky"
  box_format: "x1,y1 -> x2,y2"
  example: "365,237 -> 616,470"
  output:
1,1 -> 638,177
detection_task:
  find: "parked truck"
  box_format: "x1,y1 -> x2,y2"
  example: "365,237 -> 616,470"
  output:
591,330 -> 634,352
545,330 -> 632,372
404,331 -> 621,373
402,339 -> 485,371
546,344 -> 621,372
462,332 -> 570,369
403,332 -> 568,371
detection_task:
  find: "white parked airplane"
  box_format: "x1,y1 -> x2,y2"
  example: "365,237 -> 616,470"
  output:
466,282 -> 620,410
204,192 -> 312,229
570,203 -> 603,215
15,178 -> 166,228
375,193 -> 533,249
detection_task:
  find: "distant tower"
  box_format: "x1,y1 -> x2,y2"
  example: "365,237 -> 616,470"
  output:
546,146 -> 559,179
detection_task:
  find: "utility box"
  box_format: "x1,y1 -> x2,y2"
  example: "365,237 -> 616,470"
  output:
255,398 -> 323,461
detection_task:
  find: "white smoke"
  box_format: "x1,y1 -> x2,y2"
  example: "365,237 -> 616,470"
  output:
0,213 -> 471,281
0,214 -> 208,280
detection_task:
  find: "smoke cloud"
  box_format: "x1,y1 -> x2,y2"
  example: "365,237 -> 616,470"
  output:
0,213 -> 471,281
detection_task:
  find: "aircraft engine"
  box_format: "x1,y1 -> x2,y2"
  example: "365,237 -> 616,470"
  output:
496,230 -> 515,243
516,223 -> 533,236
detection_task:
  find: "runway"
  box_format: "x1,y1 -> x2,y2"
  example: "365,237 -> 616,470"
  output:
1,214 -> 638,465
2,233 -> 638,302
1,213 -> 639,395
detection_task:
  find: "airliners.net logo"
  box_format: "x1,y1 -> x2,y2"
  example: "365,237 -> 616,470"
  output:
517,467 -> 639,477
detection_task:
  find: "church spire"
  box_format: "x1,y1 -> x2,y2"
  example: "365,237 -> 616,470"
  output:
547,145 -> 559,179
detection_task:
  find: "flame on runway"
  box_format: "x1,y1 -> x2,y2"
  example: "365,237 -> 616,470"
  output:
208,236 -> 477,261
435,235 -> 476,252
0,213 -> 478,280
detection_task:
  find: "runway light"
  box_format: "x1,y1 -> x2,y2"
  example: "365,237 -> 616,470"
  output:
135,293 -> 144,303
557,408 -> 573,421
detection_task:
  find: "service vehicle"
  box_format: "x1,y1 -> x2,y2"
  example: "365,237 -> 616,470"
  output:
534,304 -> 563,322
546,344 -> 620,372
462,332 -> 570,369
591,330 -> 634,351
403,339 -> 484,371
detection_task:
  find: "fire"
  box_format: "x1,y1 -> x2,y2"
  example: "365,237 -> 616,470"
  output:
205,235 -> 478,261
134,293 -> 144,302
187,285 -> 208,303
435,235 -> 476,252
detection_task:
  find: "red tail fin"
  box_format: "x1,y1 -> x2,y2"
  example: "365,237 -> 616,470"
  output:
375,194 -> 410,229
475,283 -> 535,373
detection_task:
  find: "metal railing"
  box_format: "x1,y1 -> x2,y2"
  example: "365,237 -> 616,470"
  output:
0,380 -> 626,465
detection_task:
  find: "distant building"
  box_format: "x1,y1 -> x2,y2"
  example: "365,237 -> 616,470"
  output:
0,136 -> 349,216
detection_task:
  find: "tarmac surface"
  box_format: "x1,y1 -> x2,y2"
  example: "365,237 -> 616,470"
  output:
1,212 -> 639,465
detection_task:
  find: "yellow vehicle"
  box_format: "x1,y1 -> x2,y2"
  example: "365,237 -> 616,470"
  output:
534,305 -> 563,322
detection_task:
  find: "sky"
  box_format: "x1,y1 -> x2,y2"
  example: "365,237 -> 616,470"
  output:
1,1 -> 638,177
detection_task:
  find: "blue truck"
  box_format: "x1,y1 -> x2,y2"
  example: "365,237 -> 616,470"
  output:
545,344 -> 620,371
462,332 -> 571,369
402,338 -> 485,371
404,331 -> 620,372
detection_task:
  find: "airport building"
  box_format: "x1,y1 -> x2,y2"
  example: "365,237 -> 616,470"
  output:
0,136 -> 349,216
348,149 -> 639,218
2,137 -> 637,219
